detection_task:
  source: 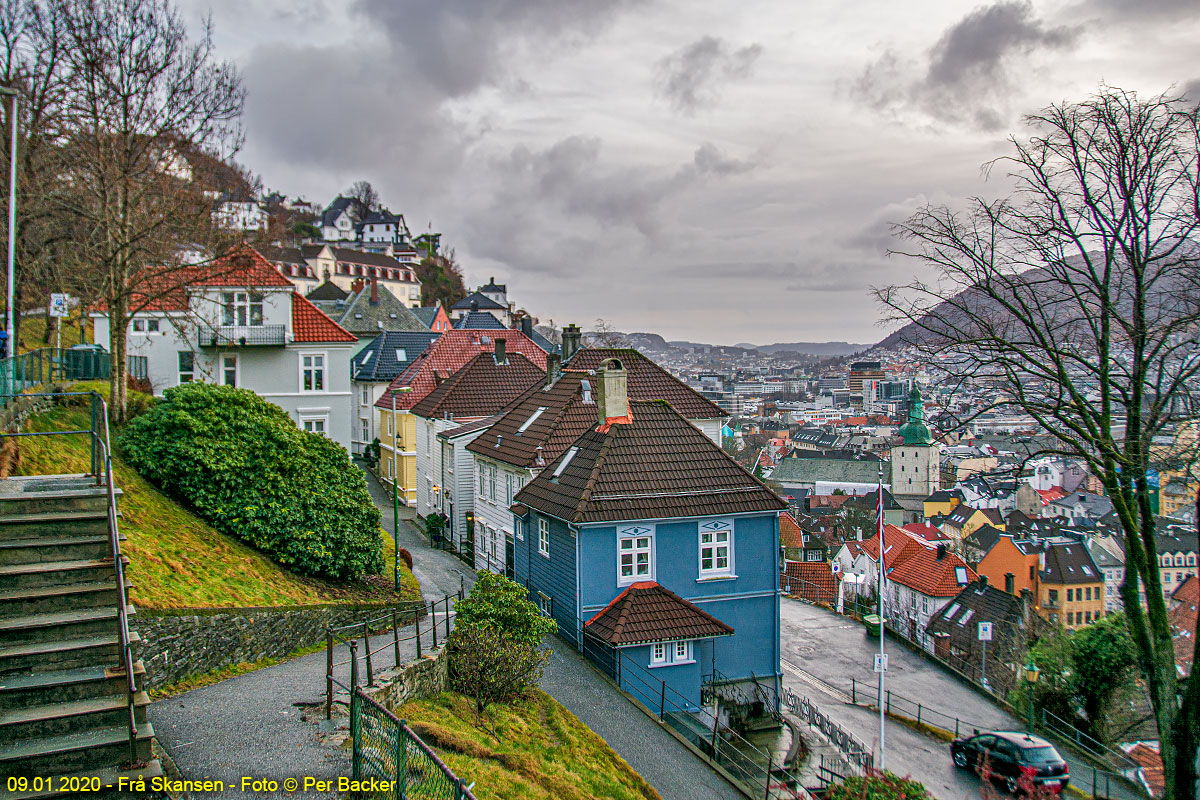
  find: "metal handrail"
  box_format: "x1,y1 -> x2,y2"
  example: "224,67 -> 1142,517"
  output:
0,390 -> 140,766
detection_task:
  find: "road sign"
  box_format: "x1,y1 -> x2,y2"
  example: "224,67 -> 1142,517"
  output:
831,563 -> 841,574
49,293 -> 69,318
873,653 -> 889,673
978,621 -> 993,641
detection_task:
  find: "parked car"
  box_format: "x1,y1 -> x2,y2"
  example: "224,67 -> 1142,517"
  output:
951,730 -> 1070,795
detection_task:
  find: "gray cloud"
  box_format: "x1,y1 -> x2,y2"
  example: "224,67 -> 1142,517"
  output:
655,36 -> 763,114
854,1 -> 1081,130
354,0 -> 643,98
1078,0 -> 1200,20
1182,79 -> 1200,105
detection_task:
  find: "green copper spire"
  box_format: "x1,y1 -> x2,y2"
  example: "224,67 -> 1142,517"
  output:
898,386 -> 933,446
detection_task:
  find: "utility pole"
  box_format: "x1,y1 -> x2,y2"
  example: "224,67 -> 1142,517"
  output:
1,86 -> 17,373
876,465 -> 887,773
391,384 -> 411,591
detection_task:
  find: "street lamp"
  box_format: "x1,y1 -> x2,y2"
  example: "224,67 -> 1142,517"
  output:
0,85 -> 16,366
1023,659 -> 1040,734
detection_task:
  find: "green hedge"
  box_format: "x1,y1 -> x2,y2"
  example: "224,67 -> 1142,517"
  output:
119,383 -> 383,581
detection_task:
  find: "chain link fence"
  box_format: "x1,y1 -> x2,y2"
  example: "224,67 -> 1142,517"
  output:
351,688 -> 478,800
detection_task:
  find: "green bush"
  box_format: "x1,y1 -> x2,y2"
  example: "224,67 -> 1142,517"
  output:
825,772 -> 931,800
118,383 -> 383,581
455,571 -> 557,647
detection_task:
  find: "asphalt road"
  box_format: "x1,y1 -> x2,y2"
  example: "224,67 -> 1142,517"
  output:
780,599 -> 1141,800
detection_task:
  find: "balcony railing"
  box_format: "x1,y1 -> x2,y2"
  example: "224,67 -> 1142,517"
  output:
197,324 -> 286,347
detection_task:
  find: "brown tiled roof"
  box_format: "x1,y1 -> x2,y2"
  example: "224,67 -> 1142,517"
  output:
566,348 -> 726,419
781,561 -> 842,600
410,351 -> 544,419
1170,575 -> 1197,676
584,581 -> 734,646
513,399 -> 785,524
375,330 -> 549,410
467,361 -> 726,469
780,513 -> 806,549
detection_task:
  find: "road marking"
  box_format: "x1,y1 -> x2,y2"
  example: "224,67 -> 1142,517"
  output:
781,658 -> 855,704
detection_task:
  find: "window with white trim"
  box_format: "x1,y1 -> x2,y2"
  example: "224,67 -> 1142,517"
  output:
538,518 -> 550,557
177,351 -> 195,384
505,473 -> 513,505
618,525 -> 654,585
518,407 -> 547,433
515,519 -> 523,541
301,353 -> 325,391
698,519 -> 733,577
222,292 -> 264,326
222,354 -> 237,387
536,591 -> 552,617
360,386 -> 369,405
649,639 -> 694,667
488,464 -> 497,501
479,468 -> 486,498
360,418 -> 369,442
302,417 -> 327,435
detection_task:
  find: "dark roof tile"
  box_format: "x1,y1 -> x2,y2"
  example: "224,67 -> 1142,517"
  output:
584,581 -> 734,646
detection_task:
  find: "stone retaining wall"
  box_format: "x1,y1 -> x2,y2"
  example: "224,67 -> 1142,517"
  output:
133,603 -> 417,690
370,646 -> 450,709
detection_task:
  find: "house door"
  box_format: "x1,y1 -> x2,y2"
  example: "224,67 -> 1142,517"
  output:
505,535 -> 515,579
447,502 -> 454,547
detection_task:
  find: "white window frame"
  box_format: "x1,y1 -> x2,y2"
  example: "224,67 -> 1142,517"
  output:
618,525 -> 655,586
515,519 -> 523,541
177,351 -> 195,384
479,467 -> 487,499
299,351 -> 327,393
536,591 -> 552,617
505,472 -> 514,505
360,386 -> 369,405
538,518 -> 550,558
698,519 -> 734,579
649,639 -> 694,668
488,465 -> 497,501
360,417 -> 370,443
221,353 -> 238,388
301,415 -> 328,435
650,642 -> 667,665
222,291 -> 264,327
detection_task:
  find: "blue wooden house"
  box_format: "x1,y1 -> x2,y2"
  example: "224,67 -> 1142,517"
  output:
511,358 -> 787,710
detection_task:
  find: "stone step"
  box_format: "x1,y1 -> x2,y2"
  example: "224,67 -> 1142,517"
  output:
0,690 -> 150,743
0,630 -> 142,676
0,722 -> 155,778
6,758 -> 162,800
0,663 -> 146,711
0,510 -> 112,542
0,579 -> 131,619
0,492 -> 113,517
0,556 -> 127,590
0,606 -> 134,646
0,534 -> 123,567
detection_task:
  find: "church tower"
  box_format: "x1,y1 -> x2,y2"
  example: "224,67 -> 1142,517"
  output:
892,387 -> 941,510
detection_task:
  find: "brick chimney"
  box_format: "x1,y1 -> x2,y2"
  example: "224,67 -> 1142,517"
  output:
521,317 -> 533,337
595,357 -> 628,426
494,337 -> 507,365
352,278 -> 365,293
545,353 -> 561,387
562,324 -> 582,362
370,276 -> 379,306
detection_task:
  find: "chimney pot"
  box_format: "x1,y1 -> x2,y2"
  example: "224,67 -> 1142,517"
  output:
937,543 -> 947,561
562,324 -> 582,362
595,357 -> 628,426
979,574 -> 988,588
494,338 -> 507,365
521,317 -> 533,336
471,299 -> 479,312
545,353 -> 561,387
370,276 -> 379,305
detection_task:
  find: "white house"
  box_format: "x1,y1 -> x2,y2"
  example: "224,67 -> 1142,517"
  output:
358,210 -> 410,245
213,199 -> 268,232
319,197 -> 358,241
90,244 -> 359,450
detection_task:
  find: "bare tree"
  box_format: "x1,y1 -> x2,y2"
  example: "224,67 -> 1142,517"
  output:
588,317 -> 629,347
878,87 -> 1199,799
345,179 -> 379,221
45,0 -> 244,420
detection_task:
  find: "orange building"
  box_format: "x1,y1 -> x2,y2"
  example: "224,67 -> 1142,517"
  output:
977,535 -> 1104,630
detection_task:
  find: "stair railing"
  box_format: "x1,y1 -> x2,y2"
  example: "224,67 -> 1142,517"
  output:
95,395 -> 141,767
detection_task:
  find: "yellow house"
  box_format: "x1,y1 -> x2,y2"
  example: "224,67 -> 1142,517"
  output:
941,505 -> 1005,550
923,489 -> 961,520
374,330 -> 550,508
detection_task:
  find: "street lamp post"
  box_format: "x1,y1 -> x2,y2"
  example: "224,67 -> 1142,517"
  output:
1023,660 -> 1040,734
1,85 -> 17,370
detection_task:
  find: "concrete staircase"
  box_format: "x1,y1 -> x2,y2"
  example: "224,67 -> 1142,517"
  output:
0,475 -> 160,797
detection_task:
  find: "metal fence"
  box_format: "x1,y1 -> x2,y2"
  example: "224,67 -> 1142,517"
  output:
326,589 -> 462,719
0,346 -> 148,401
351,688 -> 477,800
780,688 -> 874,774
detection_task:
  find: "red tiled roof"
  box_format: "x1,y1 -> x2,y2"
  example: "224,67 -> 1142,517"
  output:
410,351 -> 544,419
1170,575 -> 1197,676
1122,742 -> 1164,798
1036,487 -> 1068,505
584,581 -> 734,646
291,293 -> 357,343
375,330 -> 549,410
902,523 -> 951,543
781,561 -> 843,600
860,525 -> 976,596
780,513 -> 805,549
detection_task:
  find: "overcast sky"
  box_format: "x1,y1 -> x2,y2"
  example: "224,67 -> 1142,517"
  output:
182,0 -> 1198,345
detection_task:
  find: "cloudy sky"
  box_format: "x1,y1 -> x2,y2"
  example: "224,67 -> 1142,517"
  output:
182,0 -> 1198,345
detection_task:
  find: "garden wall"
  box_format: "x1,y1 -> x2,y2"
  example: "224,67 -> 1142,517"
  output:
133,602 -> 418,689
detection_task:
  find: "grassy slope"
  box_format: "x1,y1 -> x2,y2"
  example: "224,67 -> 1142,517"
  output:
15,310 -> 90,352
395,690 -> 661,800
15,404 -> 420,609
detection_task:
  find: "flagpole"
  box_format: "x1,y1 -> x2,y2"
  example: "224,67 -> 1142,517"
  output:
877,465 -> 887,773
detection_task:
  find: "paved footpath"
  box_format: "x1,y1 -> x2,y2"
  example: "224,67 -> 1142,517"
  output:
151,471 -> 740,800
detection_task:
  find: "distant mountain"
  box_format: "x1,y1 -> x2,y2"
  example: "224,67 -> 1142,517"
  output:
623,332 -> 868,357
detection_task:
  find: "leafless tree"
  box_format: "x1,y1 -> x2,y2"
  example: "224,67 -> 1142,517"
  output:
588,317 -> 629,347
345,179 -> 379,221
39,0 -> 245,420
878,87 -> 1199,799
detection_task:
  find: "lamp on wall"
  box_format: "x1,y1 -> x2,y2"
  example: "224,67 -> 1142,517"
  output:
1023,659 -> 1040,733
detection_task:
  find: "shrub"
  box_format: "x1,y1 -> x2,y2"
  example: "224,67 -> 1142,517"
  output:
118,383 -> 383,581
448,622 -> 550,725
455,571 -> 557,647
825,771 -> 931,800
